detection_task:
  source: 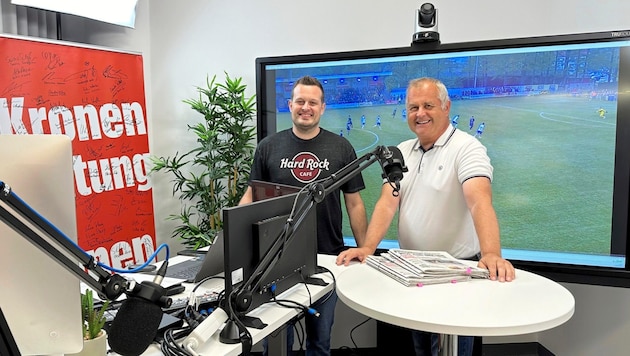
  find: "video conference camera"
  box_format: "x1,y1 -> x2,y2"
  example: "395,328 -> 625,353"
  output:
412,3 -> 440,44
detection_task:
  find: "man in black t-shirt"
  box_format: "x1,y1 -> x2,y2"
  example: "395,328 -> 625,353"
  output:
240,76 -> 368,355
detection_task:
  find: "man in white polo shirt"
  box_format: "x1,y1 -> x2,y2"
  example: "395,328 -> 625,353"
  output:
336,77 -> 515,356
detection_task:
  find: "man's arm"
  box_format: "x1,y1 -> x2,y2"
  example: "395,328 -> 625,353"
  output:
336,183 -> 399,265
462,176 -> 515,282
343,191 -> 368,247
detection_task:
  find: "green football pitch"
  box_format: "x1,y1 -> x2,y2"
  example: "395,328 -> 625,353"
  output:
276,93 -> 617,255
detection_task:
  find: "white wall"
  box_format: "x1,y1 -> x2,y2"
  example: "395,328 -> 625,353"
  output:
57,0 -> 630,354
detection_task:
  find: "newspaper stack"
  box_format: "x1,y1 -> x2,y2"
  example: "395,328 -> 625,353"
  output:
366,249 -> 489,287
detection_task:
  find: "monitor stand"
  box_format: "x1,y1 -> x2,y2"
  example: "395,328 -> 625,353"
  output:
219,313 -> 266,345
220,275 -> 329,344
304,276 -> 327,286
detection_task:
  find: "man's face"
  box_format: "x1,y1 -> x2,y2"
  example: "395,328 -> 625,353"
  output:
406,81 -> 451,145
288,84 -> 326,132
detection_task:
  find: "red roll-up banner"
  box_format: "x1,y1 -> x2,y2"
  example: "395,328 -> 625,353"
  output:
0,35 -> 156,267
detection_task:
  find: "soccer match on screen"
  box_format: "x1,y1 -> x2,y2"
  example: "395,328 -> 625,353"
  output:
268,42 -> 621,265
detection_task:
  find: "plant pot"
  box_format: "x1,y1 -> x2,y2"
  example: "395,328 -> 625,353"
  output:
67,329 -> 108,356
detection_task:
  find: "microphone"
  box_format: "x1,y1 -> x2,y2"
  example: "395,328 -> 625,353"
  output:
108,261 -> 172,356
379,146 -> 408,194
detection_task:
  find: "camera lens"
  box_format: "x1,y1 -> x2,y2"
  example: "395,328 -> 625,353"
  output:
419,3 -> 435,25
420,3 -> 435,15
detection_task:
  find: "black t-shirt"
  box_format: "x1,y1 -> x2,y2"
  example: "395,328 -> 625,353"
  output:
249,128 -> 365,254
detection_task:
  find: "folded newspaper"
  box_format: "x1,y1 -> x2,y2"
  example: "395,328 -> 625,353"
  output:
366,249 -> 489,287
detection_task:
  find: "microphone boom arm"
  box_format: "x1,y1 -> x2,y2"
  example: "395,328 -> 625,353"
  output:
2,180 -> 172,356
230,145 -> 390,314
0,181 -> 127,301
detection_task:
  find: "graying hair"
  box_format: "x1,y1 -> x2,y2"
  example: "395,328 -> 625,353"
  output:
407,77 -> 450,110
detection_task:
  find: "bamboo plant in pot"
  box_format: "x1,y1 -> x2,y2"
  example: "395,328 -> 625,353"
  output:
151,73 -> 256,249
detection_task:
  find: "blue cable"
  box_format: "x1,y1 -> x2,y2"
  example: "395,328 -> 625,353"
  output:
102,243 -> 170,274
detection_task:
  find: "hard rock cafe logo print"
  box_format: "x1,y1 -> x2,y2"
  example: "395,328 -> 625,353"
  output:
279,152 -> 331,183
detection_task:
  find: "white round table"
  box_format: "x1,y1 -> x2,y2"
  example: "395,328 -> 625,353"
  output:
336,261 -> 575,354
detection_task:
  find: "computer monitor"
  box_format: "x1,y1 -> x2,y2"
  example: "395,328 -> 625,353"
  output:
0,134 -> 83,355
222,192 -> 317,318
250,180 -> 301,202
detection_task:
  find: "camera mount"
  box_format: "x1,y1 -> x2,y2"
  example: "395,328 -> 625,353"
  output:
412,3 -> 440,44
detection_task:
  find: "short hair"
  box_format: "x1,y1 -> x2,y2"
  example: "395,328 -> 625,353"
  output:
407,77 -> 450,110
291,75 -> 325,103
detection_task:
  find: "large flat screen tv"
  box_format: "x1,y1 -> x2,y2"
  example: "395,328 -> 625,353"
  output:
255,29 -> 630,287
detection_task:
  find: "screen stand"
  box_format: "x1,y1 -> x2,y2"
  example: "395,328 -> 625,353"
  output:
241,315 -> 266,329
304,276 -> 327,286
219,314 -> 267,344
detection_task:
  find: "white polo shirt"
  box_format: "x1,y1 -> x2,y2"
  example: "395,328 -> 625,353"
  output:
396,125 -> 493,258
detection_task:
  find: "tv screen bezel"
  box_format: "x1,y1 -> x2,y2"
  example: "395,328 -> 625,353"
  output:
254,29 -> 630,288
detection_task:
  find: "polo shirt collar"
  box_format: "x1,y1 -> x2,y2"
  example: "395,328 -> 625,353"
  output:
414,124 -> 457,152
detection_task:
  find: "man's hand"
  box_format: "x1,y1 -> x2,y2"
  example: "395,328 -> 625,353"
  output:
478,253 -> 515,282
336,247 -> 374,266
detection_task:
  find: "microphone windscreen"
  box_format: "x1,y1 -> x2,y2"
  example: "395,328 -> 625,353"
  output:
385,146 -> 406,180
387,146 -> 404,161
108,296 -> 163,356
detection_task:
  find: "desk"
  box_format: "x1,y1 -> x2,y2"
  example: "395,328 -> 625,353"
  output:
111,254 -> 341,356
335,261 -> 575,354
